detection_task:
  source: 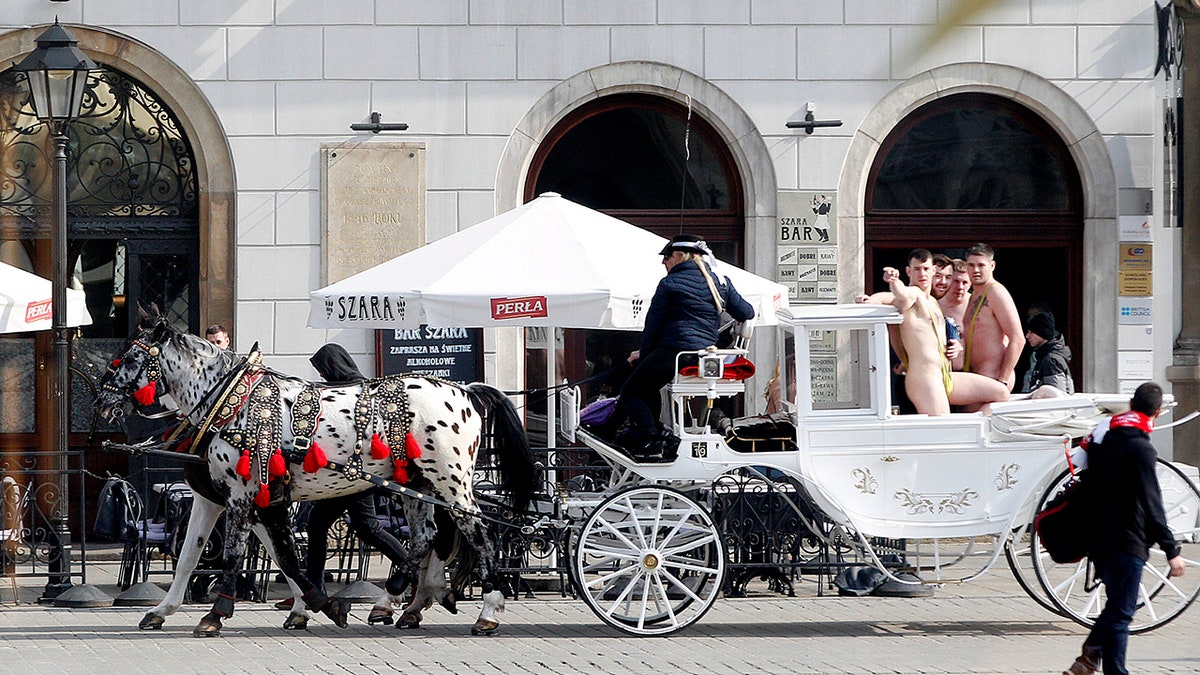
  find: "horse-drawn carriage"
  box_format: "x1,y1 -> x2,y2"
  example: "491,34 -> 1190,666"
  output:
95,303 -> 1200,638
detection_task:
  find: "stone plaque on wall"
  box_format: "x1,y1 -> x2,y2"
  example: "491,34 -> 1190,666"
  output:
321,142 -> 426,284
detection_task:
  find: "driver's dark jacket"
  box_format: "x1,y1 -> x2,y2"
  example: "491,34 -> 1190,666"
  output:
638,259 -> 754,356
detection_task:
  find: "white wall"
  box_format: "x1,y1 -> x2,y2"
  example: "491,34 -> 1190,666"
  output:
3,0 -> 1162,385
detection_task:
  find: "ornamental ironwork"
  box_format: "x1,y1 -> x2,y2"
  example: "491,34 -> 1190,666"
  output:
0,65 -> 198,220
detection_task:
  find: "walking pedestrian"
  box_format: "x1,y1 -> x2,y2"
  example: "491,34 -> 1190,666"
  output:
1063,382 -> 1185,675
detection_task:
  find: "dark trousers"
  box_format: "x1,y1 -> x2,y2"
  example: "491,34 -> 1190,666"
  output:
305,492 -> 407,593
617,347 -> 678,443
1084,551 -> 1145,675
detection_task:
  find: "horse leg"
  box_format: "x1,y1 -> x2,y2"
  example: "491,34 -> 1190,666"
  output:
256,502 -> 349,630
192,498 -> 257,637
247,519 -> 313,631
140,494 -> 224,630
450,512 -> 505,637
395,501 -> 443,629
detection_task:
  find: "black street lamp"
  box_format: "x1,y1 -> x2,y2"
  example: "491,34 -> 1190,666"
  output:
12,21 -> 97,602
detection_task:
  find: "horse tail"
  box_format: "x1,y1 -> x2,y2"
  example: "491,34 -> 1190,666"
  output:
465,383 -> 537,513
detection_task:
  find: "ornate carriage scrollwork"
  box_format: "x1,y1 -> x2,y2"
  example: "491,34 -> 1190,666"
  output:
994,463 -> 1020,491
851,467 -> 878,495
893,488 -> 980,515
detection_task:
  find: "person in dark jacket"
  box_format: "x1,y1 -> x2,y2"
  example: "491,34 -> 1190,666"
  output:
1064,382 -> 1185,675
616,234 -> 754,458
1023,311 -> 1074,395
283,344 -> 410,624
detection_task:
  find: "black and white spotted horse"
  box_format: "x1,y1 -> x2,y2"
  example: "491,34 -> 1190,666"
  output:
95,315 -> 536,637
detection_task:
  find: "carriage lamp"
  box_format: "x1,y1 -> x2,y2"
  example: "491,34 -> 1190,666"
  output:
699,349 -> 725,380
13,20 -> 97,602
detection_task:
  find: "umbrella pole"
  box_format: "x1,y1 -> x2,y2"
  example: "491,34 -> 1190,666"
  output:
546,329 -> 557,445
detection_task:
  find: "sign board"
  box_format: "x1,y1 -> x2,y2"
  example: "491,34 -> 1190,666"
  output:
1118,297 -> 1153,325
1118,324 -> 1153,351
1119,215 -> 1153,242
1117,351 -> 1153,380
1117,242 -> 1152,296
777,191 -> 837,304
321,143 -> 426,284
376,326 -> 483,384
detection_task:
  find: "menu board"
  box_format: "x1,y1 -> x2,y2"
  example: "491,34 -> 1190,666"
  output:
376,326 -> 483,384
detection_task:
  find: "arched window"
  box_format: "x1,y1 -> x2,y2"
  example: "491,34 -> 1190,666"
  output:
523,94 -> 746,431
864,93 -> 1084,387
1,65 -> 199,435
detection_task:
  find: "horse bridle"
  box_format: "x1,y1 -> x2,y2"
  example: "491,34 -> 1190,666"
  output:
100,335 -> 168,417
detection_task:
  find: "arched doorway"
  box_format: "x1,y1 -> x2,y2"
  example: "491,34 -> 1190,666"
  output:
522,93 -> 746,432
1,57 -> 205,525
863,93 -> 1085,387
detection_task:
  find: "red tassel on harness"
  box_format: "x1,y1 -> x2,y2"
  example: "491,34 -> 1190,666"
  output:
111,358 -> 121,368
254,483 -> 271,509
370,433 -> 390,460
303,441 -> 328,473
134,381 -> 158,406
235,449 -> 251,480
269,448 -> 287,477
405,432 -> 422,460
393,459 -> 409,484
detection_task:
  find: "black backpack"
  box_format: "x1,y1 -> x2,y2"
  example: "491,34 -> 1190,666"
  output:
93,477 -> 142,544
1034,470 -> 1096,564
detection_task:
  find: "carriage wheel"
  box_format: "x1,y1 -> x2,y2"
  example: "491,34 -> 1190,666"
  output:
572,486 -> 724,636
1031,460 -> 1200,633
1004,516 -> 1064,616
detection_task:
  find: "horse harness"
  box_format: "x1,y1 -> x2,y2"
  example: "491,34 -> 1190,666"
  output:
104,337 -> 521,527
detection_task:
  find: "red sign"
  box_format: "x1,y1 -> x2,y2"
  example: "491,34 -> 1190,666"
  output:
490,296 -> 548,320
25,299 -> 52,323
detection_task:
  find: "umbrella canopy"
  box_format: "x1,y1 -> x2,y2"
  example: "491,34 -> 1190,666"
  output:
309,193 -> 787,330
0,261 -> 92,334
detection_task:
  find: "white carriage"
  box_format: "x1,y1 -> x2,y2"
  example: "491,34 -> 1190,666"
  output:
564,303 -> 1200,636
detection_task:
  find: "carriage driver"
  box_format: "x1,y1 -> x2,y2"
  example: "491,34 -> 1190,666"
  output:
615,234 -> 754,459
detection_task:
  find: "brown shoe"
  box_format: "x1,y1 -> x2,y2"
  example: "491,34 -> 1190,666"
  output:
273,597 -> 295,611
1063,655 -> 1100,675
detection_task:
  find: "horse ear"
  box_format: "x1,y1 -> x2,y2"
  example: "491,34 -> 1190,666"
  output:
136,303 -> 152,327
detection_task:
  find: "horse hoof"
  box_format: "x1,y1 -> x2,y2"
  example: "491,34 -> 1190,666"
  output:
192,614 -> 223,634
322,598 -> 350,629
282,612 -> 309,630
138,613 -> 165,630
396,612 -> 422,629
368,607 -> 394,625
471,619 -> 499,636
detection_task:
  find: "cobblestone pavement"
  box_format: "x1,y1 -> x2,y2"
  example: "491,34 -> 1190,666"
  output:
2,561 -> 1198,675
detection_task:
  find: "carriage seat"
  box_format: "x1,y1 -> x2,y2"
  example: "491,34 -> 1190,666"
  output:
671,349 -> 755,400
723,412 -> 798,453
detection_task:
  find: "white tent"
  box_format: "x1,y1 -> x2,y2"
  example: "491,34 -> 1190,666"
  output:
0,262 -> 92,334
309,192 -> 788,331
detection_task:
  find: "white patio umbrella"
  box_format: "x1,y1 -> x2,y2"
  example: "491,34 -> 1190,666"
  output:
309,192 -> 787,331
309,192 -> 788,442
0,261 -> 92,333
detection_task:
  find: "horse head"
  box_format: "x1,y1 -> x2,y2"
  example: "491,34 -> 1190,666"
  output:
94,311 -> 175,421
94,306 -> 233,422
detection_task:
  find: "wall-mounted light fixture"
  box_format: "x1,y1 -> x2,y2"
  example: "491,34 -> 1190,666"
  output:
786,102 -> 842,135
350,111 -> 408,134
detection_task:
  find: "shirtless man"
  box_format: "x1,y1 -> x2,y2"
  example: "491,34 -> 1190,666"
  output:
861,250 -> 1009,415
939,259 -> 971,329
961,243 -> 1025,391
931,253 -> 953,301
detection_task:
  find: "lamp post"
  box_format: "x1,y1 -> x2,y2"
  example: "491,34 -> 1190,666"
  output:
13,21 -> 96,600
